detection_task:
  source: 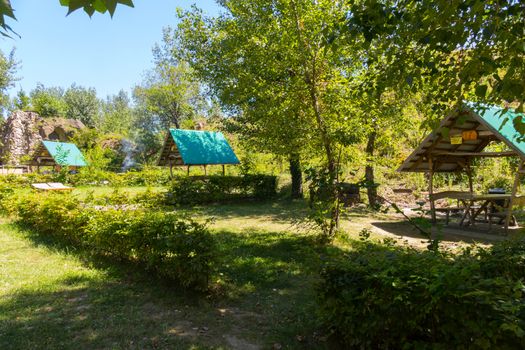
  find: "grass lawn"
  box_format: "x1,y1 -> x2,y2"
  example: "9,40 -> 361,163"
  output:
0,195 -> 347,349
1,185 -> 511,349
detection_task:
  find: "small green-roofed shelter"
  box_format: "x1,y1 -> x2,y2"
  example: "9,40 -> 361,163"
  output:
398,102 -> 525,231
30,140 -> 87,168
158,129 -> 240,175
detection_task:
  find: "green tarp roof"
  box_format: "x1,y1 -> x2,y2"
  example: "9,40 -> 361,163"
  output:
169,129 -> 240,165
466,102 -> 525,158
42,141 -> 87,167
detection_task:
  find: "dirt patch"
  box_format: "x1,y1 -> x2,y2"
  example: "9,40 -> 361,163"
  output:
224,335 -> 261,350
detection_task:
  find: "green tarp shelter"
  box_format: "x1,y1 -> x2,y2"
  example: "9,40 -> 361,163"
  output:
158,129 -> 239,174
398,102 -> 525,231
30,140 -> 87,167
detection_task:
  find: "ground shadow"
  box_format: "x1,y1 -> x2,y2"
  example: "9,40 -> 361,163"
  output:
192,199 -> 310,224
2,221 -> 341,349
371,218 -> 520,245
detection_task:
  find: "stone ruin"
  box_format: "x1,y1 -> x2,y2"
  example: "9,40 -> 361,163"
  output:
0,110 -> 86,165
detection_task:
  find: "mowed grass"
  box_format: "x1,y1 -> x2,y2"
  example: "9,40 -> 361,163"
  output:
0,196 -> 346,349
1,185 -> 464,349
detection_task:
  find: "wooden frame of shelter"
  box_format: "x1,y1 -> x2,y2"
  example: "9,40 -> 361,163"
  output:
157,129 -> 240,176
398,102 -> 525,232
28,140 -> 87,172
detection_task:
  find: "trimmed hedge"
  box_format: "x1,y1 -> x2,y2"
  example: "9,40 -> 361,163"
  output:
318,241 -> 525,348
14,193 -> 216,291
0,168 -> 173,189
68,167 -> 172,187
167,175 -> 278,205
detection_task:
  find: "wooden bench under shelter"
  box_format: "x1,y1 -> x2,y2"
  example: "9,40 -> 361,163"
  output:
398,102 -> 525,233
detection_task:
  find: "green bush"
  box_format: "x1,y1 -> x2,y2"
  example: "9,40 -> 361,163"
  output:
16,193 -> 87,241
0,173 -> 55,188
0,167 -> 173,188
118,167 -> 172,186
0,181 -> 16,213
318,240 -> 525,348
482,175 -> 513,193
14,193 -> 216,291
167,175 -> 278,205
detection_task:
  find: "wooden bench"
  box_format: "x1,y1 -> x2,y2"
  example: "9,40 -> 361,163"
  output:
31,183 -> 73,191
434,207 -> 466,225
487,196 -> 525,231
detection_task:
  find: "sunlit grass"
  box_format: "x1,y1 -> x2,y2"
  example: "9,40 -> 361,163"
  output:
2,184 -> 503,349
0,200 -> 337,349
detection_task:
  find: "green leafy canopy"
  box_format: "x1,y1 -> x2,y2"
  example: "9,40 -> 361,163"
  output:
0,0 -> 134,37
59,0 -> 134,17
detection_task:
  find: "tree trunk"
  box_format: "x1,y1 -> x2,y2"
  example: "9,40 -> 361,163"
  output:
308,77 -> 339,235
365,131 -> 378,209
292,2 -> 338,238
289,153 -> 303,199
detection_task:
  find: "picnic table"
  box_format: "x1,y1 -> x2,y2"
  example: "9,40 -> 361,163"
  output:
430,191 -> 521,230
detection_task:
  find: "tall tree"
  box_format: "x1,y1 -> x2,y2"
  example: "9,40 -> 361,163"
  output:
346,0 -> 525,125
97,90 -> 135,136
64,84 -> 100,126
0,48 -> 18,113
29,84 -> 66,118
179,0 -> 362,238
11,88 -> 29,111
133,29 -> 205,131
132,30 -> 206,162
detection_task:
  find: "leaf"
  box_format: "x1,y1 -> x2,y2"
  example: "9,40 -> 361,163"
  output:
499,117 -> 509,131
441,126 -> 450,139
61,0 -> 134,17
475,84 -> 487,98
104,0 -> 117,16
512,116 -> 525,136
0,0 -> 15,19
65,0 -> 86,16
93,0 -> 107,14
83,5 -> 96,17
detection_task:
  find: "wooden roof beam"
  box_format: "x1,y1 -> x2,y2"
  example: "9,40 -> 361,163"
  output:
431,151 -> 518,157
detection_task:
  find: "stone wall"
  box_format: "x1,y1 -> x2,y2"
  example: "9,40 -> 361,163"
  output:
0,111 -> 85,165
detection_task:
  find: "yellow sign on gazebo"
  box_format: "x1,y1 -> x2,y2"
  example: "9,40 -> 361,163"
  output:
450,135 -> 463,144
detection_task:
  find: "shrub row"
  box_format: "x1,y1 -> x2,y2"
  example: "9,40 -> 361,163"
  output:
14,193 -> 216,291
83,188 -> 166,208
72,167 -> 172,187
318,240 -> 525,348
0,168 -> 173,188
166,175 -> 278,205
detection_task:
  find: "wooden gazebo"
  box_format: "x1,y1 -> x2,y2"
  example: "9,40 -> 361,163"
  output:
158,129 -> 240,176
29,140 -> 87,171
398,102 -> 525,231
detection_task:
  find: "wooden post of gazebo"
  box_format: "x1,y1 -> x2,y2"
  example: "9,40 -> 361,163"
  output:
505,161 -> 524,232
466,159 -> 474,194
428,157 -> 436,222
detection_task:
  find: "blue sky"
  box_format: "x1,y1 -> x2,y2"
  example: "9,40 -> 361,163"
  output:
0,0 -> 219,99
